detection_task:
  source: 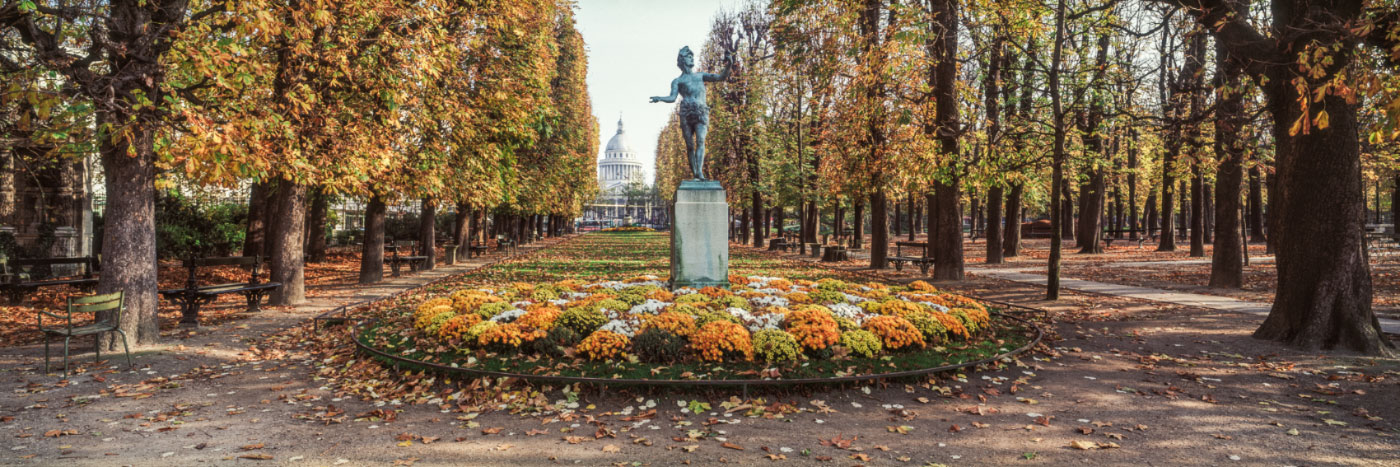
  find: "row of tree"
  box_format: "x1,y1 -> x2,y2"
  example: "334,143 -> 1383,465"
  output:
1,0 -> 598,347
656,0 -> 1399,355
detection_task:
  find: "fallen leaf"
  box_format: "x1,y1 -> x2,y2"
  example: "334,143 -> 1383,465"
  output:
241,443 -> 265,451
237,453 -> 274,460
721,442 -> 744,451
601,444 -> 621,453
1069,440 -> 1098,450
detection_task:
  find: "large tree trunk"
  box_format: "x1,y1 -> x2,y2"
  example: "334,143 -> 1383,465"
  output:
269,182 -> 307,305
1392,172 -> 1399,233
359,194 -> 387,284
869,192 -> 888,269
1003,183 -> 1022,257
1254,88 -> 1388,354
305,188 -> 329,263
98,121 -> 159,347
454,202 -> 470,248
986,185 -> 1004,264
419,198 -> 436,270
933,181 -> 963,279
1060,184 -> 1075,241
1210,43 -> 1245,288
242,181 -> 271,257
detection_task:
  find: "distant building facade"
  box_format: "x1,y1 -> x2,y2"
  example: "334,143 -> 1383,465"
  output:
582,118 -> 662,227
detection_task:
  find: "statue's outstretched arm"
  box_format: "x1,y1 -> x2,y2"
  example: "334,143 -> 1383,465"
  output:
704,53 -> 735,82
650,79 -> 680,103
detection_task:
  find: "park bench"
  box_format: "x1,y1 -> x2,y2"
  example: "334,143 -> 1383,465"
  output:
1,256 -> 100,305
496,235 -> 517,252
1101,229 -> 1147,248
821,245 -> 849,262
467,241 -> 491,258
767,238 -> 789,252
159,256 -> 281,326
37,290 -> 132,376
889,241 -> 933,274
386,240 -> 429,277
1365,232 -> 1399,261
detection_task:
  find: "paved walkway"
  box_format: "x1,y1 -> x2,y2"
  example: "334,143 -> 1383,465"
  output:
967,266 -> 1400,334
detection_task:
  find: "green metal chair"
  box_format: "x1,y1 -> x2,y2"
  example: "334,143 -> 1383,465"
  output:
38,291 -> 132,376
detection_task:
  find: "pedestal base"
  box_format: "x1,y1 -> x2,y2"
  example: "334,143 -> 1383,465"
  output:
670,180 -> 729,289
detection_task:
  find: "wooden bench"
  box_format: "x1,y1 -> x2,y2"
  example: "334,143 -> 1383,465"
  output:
821,245 -> 849,262
1101,229 -> 1147,248
159,256 -> 281,326
386,241 -> 429,277
495,235 -> 517,253
767,239 -> 789,252
889,241 -> 932,274
1,256 -> 100,305
1366,232 -> 1399,260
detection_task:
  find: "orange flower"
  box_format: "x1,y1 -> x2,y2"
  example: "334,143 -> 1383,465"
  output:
863,315 -> 926,350
691,321 -> 754,362
640,311 -> 698,337
785,307 -> 840,351
577,330 -> 630,360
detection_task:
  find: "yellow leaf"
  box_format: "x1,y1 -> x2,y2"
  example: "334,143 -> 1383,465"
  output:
1313,110 -> 1329,130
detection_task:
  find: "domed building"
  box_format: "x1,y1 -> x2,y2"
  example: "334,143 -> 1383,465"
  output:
582,118 -> 663,228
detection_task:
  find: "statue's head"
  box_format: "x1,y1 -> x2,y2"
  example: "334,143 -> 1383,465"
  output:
677,46 -> 694,70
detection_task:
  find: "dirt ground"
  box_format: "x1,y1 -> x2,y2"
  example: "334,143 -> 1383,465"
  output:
0,235 -> 1397,466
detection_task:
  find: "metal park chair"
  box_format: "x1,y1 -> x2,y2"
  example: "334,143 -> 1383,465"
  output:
38,291 -> 132,376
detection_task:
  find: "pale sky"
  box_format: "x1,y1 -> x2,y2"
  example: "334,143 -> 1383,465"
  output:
574,0 -> 747,185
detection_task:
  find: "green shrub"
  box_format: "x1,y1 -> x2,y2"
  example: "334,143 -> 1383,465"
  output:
155,190 -> 247,259
632,328 -> 687,364
695,310 -> 740,327
839,330 -> 883,358
674,293 -> 708,305
475,302 -> 514,319
714,295 -> 751,311
559,306 -> 606,335
752,329 -> 802,362
807,289 -> 845,304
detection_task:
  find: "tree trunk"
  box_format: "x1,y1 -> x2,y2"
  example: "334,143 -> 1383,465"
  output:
260,181 -> 281,258
869,192 -> 888,269
1003,183 -> 1022,257
739,208 -> 750,245
752,191 -> 764,248
853,199 -> 864,250
269,182 -> 307,305
986,185 -> 1004,264
1253,83 -> 1389,354
1210,42 -> 1245,288
243,181 -> 271,257
359,194 -> 387,284
454,202 -> 470,247
1077,168 -> 1105,254
1190,166 -> 1206,257
97,121 -> 159,347
1145,190 -> 1159,239
1060,184 -> 1075,241
1248,166 -> 1266,242
1128,133 -> 1140,239
419,198 -> 436,270
305,188 -> 329,262
933,181 -> 963,279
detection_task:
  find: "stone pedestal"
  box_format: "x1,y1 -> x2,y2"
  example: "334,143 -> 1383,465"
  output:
670,180 -> 729,289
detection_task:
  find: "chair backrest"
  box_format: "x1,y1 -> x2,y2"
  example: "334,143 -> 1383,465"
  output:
69,291 -> 124,326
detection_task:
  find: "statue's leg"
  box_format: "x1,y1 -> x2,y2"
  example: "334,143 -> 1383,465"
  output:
694,123 -> 709,180
681,123 -> 697,178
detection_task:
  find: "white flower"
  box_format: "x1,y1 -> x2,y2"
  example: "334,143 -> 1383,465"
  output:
600,319 -> 639,337
673,287 -> 699,295
750,295 -> 789,308
489,308 -> 527,323
565,292 -> 590,300
511,300 -> 533,309
629,299 -> 668,316
548,299 -> 570,306
919,301 -> 950,312
752,288 -> 786,296
842,293 -> 871,304
829,302 -> 870,325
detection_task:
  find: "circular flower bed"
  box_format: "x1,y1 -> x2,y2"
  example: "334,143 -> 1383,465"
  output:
359,275 -> 1030,381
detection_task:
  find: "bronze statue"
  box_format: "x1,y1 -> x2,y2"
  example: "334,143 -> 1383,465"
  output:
650,46 -> 733,181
